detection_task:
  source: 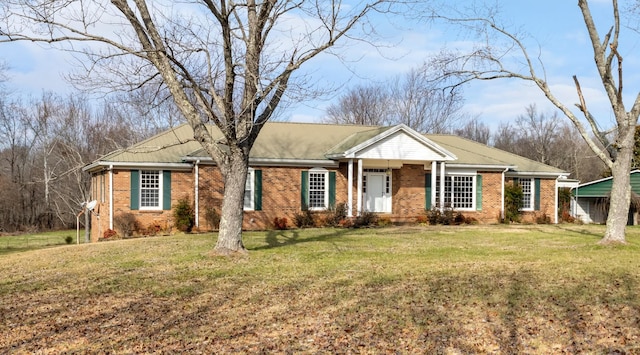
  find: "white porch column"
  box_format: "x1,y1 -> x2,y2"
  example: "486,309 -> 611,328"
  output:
431,161 -> 437,209
439,161 -> 445,211
357,159 -> 363,216
348,159 -> 354,217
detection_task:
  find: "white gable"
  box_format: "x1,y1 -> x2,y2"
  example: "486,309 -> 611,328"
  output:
355,130 -> 450,161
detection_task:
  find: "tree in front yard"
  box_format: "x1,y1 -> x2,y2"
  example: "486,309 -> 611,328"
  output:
433,0 -> 640,244
1,0 -> 406,254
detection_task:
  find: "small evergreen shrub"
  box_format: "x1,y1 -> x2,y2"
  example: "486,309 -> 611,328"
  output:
113,212 -> 140,238
173,198 -> 195,232
504,183 -> 524,223
65,236 -> 73,244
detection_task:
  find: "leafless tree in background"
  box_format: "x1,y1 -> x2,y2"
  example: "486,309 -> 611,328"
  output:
325,65 -> 465,133
433,0 -> 637,244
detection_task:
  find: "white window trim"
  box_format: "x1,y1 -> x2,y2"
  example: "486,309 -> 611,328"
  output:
140,170 -> 163,211
308,168 -> 329,211
519,178 -> 535,211
244,168 -> 255,211
436,174 -> 477,211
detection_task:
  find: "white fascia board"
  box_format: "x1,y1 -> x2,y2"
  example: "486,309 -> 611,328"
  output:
508,171 -> 569,178
445,164 -> 516,170
83,161 -> 193,172
182,156 -> 339,168
339,124 -> 457,160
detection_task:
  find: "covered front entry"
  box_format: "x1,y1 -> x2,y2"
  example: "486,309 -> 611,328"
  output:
364,170 -> 391,213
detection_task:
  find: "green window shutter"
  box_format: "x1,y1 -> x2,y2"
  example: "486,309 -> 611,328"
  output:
328,171 -> 336,209
476,174 -> 483,211
163,171 -> 172,210
130,170 -> 139,210
301,171 -> 309,211
425,173 -> 432,210
254,170 -> 262,211
534,178 -> 541,211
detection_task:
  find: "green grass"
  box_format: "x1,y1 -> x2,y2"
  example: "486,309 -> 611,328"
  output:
1,224 -> 640,353
0,229 -> 83,255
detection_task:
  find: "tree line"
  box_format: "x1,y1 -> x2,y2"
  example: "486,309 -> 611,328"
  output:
0,87 -> 176,233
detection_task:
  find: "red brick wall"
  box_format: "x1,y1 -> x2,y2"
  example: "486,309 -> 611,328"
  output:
89,165 -> 559,241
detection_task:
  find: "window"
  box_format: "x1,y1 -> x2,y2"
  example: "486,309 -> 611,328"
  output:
435,175 -> 475,210
140,170 -> 162,209
519,178 -> 533,210
244,169 -> 254,210
309,170 -> 328,209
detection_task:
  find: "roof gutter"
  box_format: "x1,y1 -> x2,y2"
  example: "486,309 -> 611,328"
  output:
83,161 -> 193,172
182,156 -> 339,168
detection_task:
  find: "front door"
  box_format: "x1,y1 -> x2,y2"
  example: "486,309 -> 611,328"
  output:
364,172 -> 391,213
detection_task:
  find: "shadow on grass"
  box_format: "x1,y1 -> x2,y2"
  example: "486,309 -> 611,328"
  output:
250,228 -> 352,251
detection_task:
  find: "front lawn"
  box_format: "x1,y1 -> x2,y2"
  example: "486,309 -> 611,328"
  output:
1,224 -> 639,353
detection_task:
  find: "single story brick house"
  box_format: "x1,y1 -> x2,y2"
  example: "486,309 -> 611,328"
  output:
572,170 -> 640,225
83,122 -> 569,241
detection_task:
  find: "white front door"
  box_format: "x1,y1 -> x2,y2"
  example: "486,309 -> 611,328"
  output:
364,172 -> 391,213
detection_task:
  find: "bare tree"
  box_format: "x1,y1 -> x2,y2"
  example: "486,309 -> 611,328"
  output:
324,83 -> 392,126
325,65 -> 465,133
453,116 -> 490,144
1,0 -> 403,254
434,0 -> 637,244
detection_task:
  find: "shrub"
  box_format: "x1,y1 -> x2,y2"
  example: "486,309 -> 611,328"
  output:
322,202 -> 348,227
102,228 -> 118,240
145,223 -> 165,236
204,207 -> 221,230
415,215 -> 428,225
273,217 -> 288,230
377,217 -> 392,227
64,236 -> 73,244
293,210 -> 316,228
536,213 -> 551,224
173,198 -> 195,232
504,182 -> 524,223
353,211 -> 378,228
113,212 -> 140,238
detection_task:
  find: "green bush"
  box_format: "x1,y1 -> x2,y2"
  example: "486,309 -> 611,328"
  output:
173,198 -> 195,232
504,183 -> 524,223
64,236 -> 73,244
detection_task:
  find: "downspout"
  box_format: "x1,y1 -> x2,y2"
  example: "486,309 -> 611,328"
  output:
554,177 -> 559,224
195,160 -> 200,228
109,164 -> 114,230
501,167 -> 509,221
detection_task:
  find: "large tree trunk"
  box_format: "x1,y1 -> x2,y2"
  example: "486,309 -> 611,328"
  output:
601,126 -> 635,244
214,150 -> 249,255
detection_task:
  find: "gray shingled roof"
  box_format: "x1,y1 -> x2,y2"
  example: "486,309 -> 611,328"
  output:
85,122 -> 566,175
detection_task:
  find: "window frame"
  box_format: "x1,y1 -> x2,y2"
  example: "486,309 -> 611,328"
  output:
244,168 -> 255,211
307,168 -> 329,211
519,178 -> 534,211
139,170 -> 163,211
435,173 -> 477,211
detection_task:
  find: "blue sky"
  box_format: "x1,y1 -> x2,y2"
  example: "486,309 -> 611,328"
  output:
2,0 -> 637,130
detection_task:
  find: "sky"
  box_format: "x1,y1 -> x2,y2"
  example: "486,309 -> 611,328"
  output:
2,0 -> 639,130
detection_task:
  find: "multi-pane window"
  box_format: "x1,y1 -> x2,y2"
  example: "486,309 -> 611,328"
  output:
140,170 -> 161,209
519,178 -> 533,210
435,175 -> 475,210
244,169 -> 254,210
309,170 -> 328,209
